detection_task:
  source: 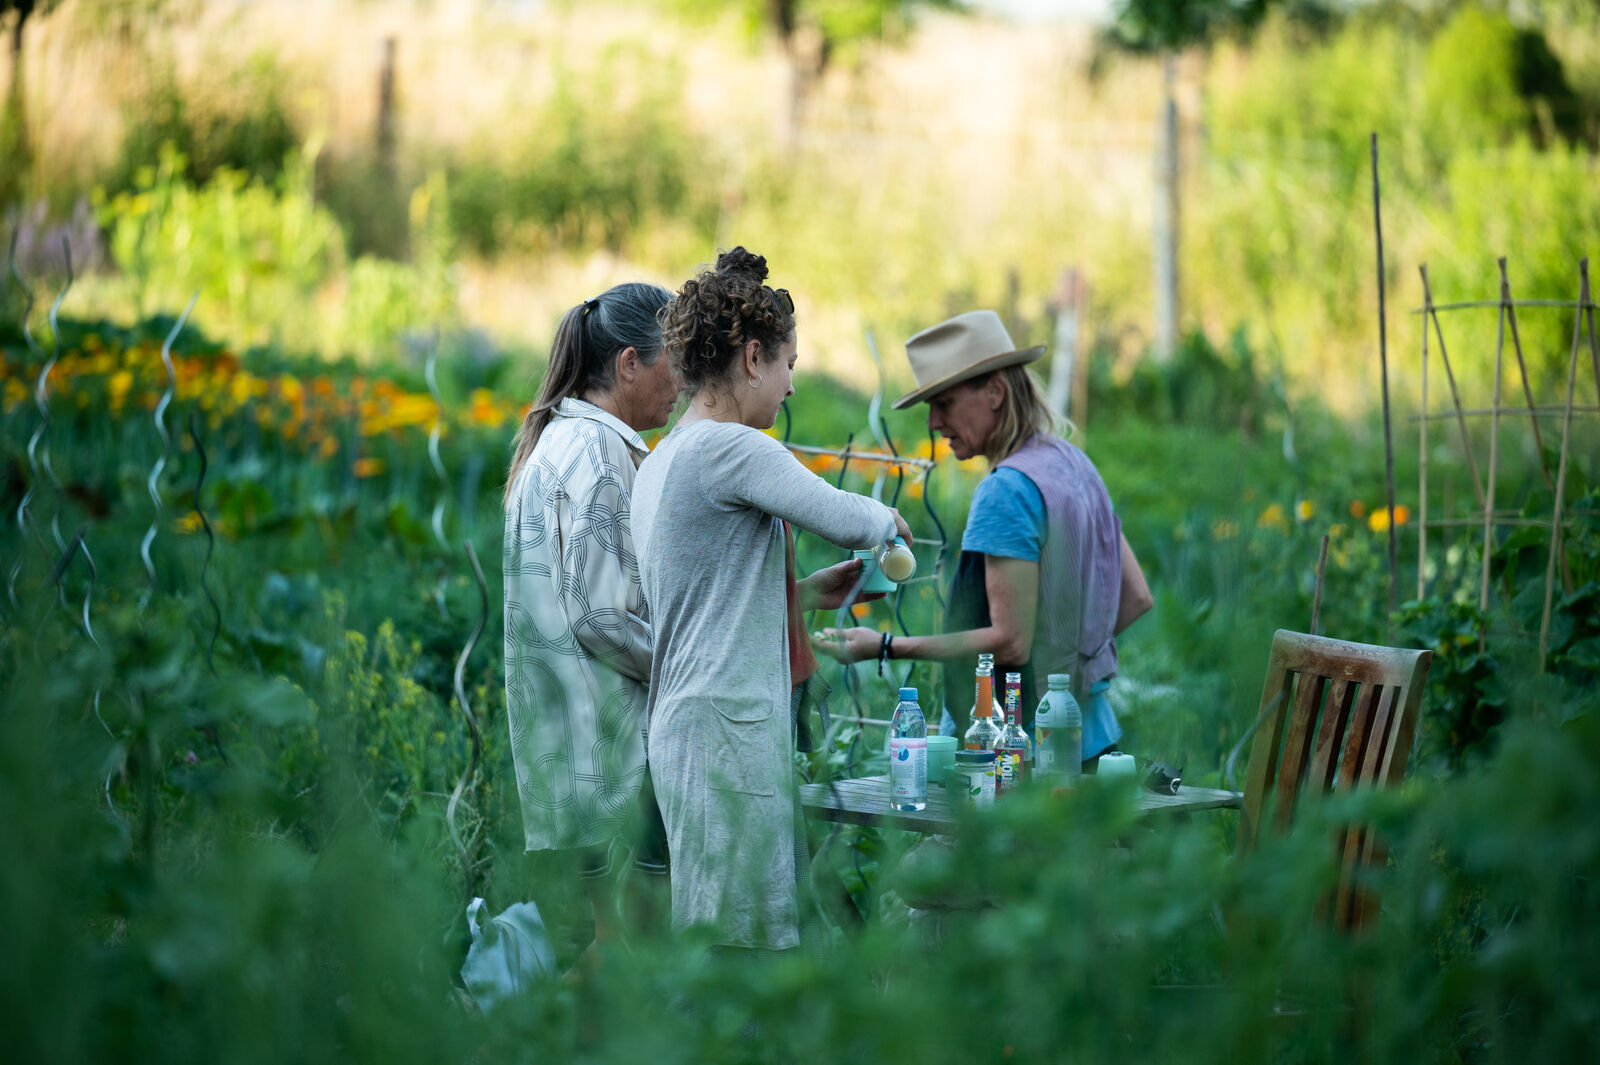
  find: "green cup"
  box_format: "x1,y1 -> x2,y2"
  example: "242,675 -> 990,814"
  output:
926,735 -> 957,784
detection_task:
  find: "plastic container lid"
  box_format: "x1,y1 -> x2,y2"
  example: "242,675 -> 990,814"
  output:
955,750 -> 997,765
898,687 -> 918,700
1047,673 -> 1073,688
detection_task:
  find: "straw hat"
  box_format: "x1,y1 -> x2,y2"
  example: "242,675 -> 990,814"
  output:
891,310 -> 1045,410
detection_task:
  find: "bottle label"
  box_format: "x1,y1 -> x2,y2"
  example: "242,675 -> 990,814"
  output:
997,746 -> 1026,791
1035,727 -> 1055,773
889,738 -> 927,798
953,766 -> 995,809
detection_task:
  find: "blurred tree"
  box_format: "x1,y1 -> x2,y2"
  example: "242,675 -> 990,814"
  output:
1,0 -> 41,206
1103,0 -> 1340,52
665,0 -> 967,146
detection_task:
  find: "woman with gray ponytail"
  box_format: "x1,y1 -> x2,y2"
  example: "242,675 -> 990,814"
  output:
503,282 -> 678,973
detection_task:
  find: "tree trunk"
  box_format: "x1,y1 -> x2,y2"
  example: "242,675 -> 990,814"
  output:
2,0 -> 37,205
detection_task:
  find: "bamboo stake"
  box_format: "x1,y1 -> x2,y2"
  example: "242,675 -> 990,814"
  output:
1372,135 -> 1398,633
1539,259 -> 1589,671
1479,262 -> 1507,652
1499,259 -> 1555,494
1411,298 -> 1599,312
1419,271 -> 1429,602
1311,533 -> 1330,637
1409,405 -> 1600,420
1420,266 -> 1486,509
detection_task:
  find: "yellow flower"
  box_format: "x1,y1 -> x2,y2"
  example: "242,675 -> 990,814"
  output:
1211,518 -> 1239,541
1295,499 -> 1315,522
108,369 -> 135,412
3,376 -> 28,412
1368,504 -> 1411,533
354,457 -> 386,478
172,511 -> 204,534
1257,503 -> 1288,531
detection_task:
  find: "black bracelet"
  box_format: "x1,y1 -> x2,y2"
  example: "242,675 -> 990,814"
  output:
877,632 -> 894,677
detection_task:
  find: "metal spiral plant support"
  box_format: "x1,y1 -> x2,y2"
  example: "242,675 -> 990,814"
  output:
187,412 -> 222,673
424,341 -> 454,618
47,526 -> 99,648
10,233 -> 46,612
41,240 -> 74,555
138,292 -> 198,610
424,340 -> 450,551
445,539 -> 489,896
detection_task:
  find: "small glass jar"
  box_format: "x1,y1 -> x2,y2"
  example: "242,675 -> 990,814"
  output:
948,750 -> 997,809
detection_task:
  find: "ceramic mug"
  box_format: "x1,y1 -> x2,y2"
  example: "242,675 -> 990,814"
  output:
851,548 -> 897,594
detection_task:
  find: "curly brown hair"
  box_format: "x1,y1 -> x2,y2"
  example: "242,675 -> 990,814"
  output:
662,247 -> 795,394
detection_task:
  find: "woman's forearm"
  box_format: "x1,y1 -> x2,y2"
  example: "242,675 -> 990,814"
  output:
891,626 -> 1027,665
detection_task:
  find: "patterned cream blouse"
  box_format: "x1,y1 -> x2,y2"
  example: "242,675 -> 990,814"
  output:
503,398 -> 652,853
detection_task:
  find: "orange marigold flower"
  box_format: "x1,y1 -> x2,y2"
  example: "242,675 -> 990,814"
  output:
1349,500 -> 1367,519
354,457 -> 386,478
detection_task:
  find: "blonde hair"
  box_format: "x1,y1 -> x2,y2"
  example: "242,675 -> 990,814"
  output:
985,365 -> 1068,461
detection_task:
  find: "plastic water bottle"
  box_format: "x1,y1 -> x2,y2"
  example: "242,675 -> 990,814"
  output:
888,686 -> 928,811
1033,673 -> 1083,785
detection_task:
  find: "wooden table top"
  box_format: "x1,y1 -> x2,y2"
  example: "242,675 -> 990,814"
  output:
800,773 -> 1243,835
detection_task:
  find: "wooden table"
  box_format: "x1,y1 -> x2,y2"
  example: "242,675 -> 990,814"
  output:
801,773 -> 1243,835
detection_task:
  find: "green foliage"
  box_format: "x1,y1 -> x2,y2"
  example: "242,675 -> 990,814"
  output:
106,49 -> 301,196
1423,6 -> 1531,151
94,143 -> 345,345
444,48 -> 718,258
5,301 -> 1600,1062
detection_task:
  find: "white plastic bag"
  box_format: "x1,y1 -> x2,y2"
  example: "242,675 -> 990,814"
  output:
459,897 -> 555,1012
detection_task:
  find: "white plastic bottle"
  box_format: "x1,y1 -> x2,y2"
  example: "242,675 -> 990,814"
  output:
1033,673 -> 1083,784
888,686 -> 928,811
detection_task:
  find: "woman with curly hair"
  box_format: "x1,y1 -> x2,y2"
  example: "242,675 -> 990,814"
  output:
631,247 -> 912,954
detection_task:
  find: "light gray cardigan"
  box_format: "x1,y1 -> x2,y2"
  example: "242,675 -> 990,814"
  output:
631,419 -> 895,950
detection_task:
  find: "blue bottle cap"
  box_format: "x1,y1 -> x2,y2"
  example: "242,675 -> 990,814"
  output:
898,687 -> 918,701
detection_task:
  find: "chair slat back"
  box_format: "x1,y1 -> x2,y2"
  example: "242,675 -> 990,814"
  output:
1234,630 -> 1431,930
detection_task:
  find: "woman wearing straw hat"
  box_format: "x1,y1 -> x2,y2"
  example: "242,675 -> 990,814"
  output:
816,310 -> 1153,767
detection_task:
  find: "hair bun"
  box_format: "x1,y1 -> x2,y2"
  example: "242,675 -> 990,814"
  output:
714,246 -> 769,284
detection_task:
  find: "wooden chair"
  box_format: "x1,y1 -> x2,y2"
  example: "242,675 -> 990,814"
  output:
1231,629 -> 1432,932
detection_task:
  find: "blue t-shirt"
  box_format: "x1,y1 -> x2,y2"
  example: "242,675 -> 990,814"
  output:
961,467 -> 1045,561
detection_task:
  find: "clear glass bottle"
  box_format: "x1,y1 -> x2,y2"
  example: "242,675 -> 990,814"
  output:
888,686 -> 927,812
964,660 -> 1002,754
1033,673 -> 1083,784
997,671 -> 1032,793
875,536 -> 917,583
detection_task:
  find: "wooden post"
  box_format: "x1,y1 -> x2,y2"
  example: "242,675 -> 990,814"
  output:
1539,259 -> 1590,671
1153,54 -> 1179,363
377,36 -> 397,170
1049,267 -> 1079,421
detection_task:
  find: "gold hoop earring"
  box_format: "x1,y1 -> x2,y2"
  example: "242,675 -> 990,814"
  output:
748,374 -> 763,389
